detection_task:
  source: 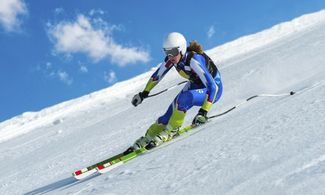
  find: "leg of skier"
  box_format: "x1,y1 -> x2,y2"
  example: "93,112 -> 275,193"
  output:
127,80 -> 222,153
146,80 -> 222,149
128,95 -> 182,152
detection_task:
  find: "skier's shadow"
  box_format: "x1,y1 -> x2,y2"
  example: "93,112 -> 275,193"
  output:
24,173 -> 100,195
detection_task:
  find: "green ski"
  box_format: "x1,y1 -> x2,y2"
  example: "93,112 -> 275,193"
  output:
72,124 -> 197,179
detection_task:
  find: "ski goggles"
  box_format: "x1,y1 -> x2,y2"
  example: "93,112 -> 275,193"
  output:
163,47 -> 181,57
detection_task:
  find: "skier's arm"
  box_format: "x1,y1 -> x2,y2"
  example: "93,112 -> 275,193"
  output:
190,55 -> 218,112
132,60 -> 173,107
143,60 -> 173,93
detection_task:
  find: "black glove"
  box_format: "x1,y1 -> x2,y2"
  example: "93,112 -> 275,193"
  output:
192,108 -> 208,125
132,91 -> 149,106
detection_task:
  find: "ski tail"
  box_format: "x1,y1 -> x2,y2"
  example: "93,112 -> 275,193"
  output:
72,153 -> 125,179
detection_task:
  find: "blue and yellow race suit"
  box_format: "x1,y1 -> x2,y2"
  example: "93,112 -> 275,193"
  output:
143,51 -> 223,137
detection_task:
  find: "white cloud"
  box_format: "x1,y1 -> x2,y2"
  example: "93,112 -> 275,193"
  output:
45,62 -> 52,69
48,14 -> 150,66
57,70 -> 73,85
54,8 -> 64,15
37,62 -> 73,85
104,70 -> 117,84
79,65 -> 88,73
207,25 -> 215,39
0,0 -> 27,32
89,9 -> 105,16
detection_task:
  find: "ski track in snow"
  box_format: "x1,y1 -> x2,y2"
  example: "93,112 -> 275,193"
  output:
1,10 -> 325,195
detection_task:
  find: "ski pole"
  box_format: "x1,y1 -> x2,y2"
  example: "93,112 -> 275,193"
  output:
208,91 -> 295,119
148,81 -> 187,98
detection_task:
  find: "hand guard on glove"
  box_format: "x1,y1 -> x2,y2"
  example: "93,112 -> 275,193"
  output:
132,91 -> 149,106
192,108 -> 208,125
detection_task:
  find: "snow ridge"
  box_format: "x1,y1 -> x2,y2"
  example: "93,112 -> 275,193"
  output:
1,10 -> 325,144
207,10 -> 325,62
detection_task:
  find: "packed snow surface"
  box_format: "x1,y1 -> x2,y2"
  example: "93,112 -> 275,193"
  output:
1,10 -> 325,195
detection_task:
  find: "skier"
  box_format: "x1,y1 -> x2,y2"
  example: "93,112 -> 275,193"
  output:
126,32 -> 223,152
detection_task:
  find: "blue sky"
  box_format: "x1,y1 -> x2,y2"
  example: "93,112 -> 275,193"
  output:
1,0 -> 325,122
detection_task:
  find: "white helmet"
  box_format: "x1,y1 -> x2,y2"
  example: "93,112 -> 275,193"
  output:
163,32 -> 187,55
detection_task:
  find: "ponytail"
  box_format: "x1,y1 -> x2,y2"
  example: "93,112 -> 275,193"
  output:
187,40 -> 204,54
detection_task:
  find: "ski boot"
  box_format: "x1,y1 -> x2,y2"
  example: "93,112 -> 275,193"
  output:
123,135 -> 151,155
145,127 -> 180,150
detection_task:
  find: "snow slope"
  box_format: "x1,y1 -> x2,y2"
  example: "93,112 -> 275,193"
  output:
1,10 -> 325,195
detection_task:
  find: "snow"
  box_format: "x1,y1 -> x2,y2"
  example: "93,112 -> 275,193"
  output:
1,10 -> 325,195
